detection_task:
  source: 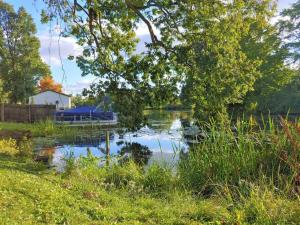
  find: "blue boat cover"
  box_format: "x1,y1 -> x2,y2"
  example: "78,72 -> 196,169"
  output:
56,106 -> 114,121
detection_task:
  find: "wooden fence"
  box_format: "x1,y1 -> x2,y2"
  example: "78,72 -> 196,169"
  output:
0,104 -> 56,123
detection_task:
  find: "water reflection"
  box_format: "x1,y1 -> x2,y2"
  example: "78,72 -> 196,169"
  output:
37,110 -> 193,169
119,142 -> 152,165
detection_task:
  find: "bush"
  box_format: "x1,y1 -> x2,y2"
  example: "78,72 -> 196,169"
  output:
63,151 -> 77,176
0,139 -> 19,156
0,139 -> 32,157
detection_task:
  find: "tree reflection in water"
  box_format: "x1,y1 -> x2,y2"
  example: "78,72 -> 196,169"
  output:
119,142 -> 152,166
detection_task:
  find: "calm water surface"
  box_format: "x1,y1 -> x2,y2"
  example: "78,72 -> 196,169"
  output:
38,110 -> 193,170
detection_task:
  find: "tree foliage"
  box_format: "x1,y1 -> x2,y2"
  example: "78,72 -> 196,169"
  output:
72,94 -> 96,107
39,75 -> 63,93
0,1 -> 49,103
41,0 -> 291,124
0,78 -> 8,103
280,0 -> 300,65
237,6 -> 297,113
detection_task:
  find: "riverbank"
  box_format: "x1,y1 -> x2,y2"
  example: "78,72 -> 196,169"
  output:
0,117 -> 300,224
0,150 -> 299,224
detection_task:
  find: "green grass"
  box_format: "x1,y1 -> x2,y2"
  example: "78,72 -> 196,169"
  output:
0,153 -> 229,224
179,118 -> 294,194
0,121 -> 37,132
0,121 -> 105,147
1,117 -> 300,224
0,151 -> 299,224
0,120 -> 67,137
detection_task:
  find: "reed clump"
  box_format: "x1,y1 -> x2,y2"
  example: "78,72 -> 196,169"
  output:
179,116 -> 299,196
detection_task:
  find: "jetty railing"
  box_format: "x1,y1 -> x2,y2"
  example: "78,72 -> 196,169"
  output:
54,113 -> 118,126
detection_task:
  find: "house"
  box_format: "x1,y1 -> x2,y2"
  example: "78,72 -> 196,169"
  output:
29,90 -> 72,109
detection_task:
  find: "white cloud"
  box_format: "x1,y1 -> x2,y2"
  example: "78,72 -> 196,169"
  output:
135,22 -> 160,37
38,34 -> 82,67
64,77 -> 96,94
134,22 -> 163,53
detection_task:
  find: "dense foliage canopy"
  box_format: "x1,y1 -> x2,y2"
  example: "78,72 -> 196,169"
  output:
40,0 -> 298,124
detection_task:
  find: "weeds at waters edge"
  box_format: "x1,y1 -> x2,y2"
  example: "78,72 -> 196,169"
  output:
1,116 -> 300,224
56,146 -> 300,223
0,120 -> 85,139
178,116 -> 299,196
60,115 -> 299,198
61,149 -> 175,196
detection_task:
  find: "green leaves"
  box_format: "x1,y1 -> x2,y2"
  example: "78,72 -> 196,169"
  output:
177,1 -> 271,121
41,0 -> 288,123
280,1 -> 300,63
0,1 -> 50,103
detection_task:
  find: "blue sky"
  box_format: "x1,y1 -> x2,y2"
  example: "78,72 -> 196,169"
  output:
5,0 -> 298,94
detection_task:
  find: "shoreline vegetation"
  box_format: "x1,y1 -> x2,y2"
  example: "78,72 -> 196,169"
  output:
145,104 -> 192,111
1,0 -> 300,224
0,117 -> 300,224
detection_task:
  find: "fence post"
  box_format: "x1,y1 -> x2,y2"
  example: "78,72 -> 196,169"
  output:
0,103 -> 4,122
28,104 -> 31,123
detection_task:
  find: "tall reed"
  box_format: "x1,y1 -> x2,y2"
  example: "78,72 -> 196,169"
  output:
178,116 -> 296,195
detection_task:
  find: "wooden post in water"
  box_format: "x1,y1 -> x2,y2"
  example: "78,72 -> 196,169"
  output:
105,130 -> 110,166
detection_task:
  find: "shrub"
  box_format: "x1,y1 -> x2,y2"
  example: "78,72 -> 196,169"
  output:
62,151 -> 77,176
0,139 -> 19,156
0,138 -> 33,157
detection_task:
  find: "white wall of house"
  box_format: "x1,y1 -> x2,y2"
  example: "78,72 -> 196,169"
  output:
29,91 -> 71,109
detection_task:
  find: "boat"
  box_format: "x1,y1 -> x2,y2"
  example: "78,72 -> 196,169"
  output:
55,106 -> 118,126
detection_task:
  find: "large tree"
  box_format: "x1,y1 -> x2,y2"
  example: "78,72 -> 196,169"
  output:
235,5 -> 297,113
0,1 -> 49,103
41,0 -> 282,123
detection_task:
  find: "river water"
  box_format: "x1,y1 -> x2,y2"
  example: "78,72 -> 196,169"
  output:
37,110 -> 193,170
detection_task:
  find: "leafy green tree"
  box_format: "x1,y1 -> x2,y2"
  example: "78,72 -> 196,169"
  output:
41,0 -> 280,123
236,7 -> 296,113
231,0 -> 300,114
0,1 -> 49,103
280,0 -> 300,64
72,94 -> 87,107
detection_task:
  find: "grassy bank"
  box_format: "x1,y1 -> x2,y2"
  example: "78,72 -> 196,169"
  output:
0,121 -> 112,148
0,120 -> 72,137
0,118 -> 300,224
1,151 -> 299,224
